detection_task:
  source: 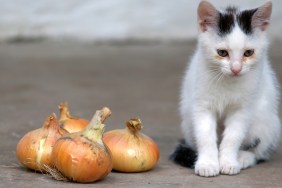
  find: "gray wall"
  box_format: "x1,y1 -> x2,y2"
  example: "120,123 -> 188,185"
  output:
0,0 -> 281,42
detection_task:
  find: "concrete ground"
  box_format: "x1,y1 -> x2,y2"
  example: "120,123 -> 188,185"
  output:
0,40 -> 281,188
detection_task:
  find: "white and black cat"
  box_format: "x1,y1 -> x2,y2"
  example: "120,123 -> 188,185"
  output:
170,1 -> 281,177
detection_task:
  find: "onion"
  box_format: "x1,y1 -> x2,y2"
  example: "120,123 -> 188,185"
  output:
58,102 -> 89,133
51,107 -> 113,183
103,118 -> 160,172
16,113 -> 68,171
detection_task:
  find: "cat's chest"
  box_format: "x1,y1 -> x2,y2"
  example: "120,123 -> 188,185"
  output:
196,78 -> 251,111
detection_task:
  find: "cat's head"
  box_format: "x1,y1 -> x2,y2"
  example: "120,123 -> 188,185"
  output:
197,1 -> 272,77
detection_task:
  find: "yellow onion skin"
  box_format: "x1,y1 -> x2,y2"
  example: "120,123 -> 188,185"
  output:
58,102 -> 89,133
103,119 -> 160,172
16,114 -> 68,171
51,107 -> 112,183
52,134 -> 112,183
60,118 -> 89,133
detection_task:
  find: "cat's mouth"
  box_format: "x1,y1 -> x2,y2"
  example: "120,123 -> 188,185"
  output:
227,72 -> 245,78
231,72 -> 242,77
221,70 -> 245,78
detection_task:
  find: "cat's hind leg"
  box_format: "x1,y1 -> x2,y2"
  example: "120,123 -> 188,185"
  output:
239,137 -> 261,169
238,150 -> 256,169
240,114 -> 281,169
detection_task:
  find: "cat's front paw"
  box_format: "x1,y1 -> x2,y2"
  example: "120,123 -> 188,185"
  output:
220,159 -> 241,175
195,160 -> 220,177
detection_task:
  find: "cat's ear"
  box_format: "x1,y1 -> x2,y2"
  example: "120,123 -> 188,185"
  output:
198,1 -> 219,32
252,1 -> 272,31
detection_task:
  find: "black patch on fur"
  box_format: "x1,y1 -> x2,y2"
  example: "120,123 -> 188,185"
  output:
241,138 -> 277,164
218,7 -> 236,36
169,139 -> 197,168
237,8 -> 258,35
242,138 -> 261,151
217,6 -> 257,36
226,6 -> 238,15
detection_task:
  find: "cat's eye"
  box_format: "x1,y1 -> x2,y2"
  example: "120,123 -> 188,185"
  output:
217,49 -> 229,57
244,49 -> 254,57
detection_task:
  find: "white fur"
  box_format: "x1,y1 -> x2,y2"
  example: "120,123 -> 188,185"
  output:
180,15 -> 281,177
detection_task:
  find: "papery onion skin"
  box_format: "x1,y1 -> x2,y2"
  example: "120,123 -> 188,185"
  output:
103,119 -> 160,172
52,134 -> 112,183
16,114 -> 68,171
60,118 -> 89,133
51,107 -> 112,183
58,102 -> 89,133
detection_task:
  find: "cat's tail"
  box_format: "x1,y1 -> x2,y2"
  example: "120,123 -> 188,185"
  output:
169,139 -> 197,168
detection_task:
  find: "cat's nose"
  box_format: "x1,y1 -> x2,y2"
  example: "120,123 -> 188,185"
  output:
231,61 -> 242,75
231,67 -> 241,75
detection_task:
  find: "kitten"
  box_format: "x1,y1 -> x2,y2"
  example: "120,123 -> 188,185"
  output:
170,1 -> 281,177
